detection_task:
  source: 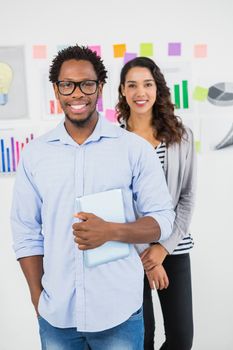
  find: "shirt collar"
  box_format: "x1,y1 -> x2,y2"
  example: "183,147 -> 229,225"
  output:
43,114 -> 121,146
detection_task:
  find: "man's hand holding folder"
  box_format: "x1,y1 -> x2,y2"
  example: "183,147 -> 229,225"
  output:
73,212 -> 111,250
73,189 -> 130,267
72,189 -> 163,268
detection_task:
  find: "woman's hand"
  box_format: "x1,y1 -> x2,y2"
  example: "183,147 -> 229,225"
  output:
146,265 -> 169,290
140,243 -> 168,271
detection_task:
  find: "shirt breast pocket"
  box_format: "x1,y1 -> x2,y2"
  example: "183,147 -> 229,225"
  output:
33,152 -> 75,196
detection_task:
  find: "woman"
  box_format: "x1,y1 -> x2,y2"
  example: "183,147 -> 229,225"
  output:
116,57 -> 196,350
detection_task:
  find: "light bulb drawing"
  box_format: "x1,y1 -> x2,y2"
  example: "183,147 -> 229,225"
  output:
0,62 -> 13,105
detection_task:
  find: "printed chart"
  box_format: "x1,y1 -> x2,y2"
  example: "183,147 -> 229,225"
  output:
0,129 -> 35,174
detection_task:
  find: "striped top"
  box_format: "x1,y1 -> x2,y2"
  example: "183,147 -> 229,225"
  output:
155,142 -> 166,169
155,142 -> 194,255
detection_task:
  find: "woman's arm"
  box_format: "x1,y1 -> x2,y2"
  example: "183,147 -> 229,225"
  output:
162,128 -> 197,254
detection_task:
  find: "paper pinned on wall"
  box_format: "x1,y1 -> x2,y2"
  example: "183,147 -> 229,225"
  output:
105,109 -> 117,123
0,128 -> 37,174
88,45 -> 101,57
0,46 -> 28,120
162,62 -> 192,111
124,52 -> 137,64
33,45 -> 47,59
193,86 -> 209,101
194,44 -> 207,58
168,42 -> 181,56
139,43 -> 153,57
113,44 -> 126,58
42,70 -> 64,120
195,140 -> 201,154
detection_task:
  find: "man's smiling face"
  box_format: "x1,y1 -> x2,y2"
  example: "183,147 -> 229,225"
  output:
54,59 -> 102,127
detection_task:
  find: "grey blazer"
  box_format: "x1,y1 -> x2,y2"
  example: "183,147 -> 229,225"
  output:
162,127 -> 197,253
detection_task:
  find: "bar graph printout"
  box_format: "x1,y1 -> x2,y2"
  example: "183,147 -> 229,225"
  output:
43,72 -> 64,119
161,63 -> 200,151
0,128 -> 36,174
162,63 -> 192,111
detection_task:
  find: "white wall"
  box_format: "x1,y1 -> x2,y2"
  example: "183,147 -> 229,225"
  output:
1,1 -> 233,349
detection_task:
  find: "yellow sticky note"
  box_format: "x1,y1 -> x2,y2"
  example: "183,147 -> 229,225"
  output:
113,44 -> 126,58
194,44 -> 207,58
140,43 -> 153,57
193,86 -> 208,101
195,140 -> 201,153
33,45 -> 47,59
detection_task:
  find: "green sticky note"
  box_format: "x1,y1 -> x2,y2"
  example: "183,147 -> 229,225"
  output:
193,86 -> 208,101
140,43 -> 153,57
195,140 -> 201,153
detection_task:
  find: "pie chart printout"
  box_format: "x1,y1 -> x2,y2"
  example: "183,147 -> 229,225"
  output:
208,82 -> 233,106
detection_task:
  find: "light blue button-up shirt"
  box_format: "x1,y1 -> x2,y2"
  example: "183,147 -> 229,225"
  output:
11,115 -> 174,332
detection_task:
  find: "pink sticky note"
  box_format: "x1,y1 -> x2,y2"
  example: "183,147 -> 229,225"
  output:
168,43 -> 181,56
97,96 -> 103,112
194,44 -> 207,58
105,109 -> 117,122
124,52 -> 137,64
88,45 -> 101,57
33,45 -> 47,59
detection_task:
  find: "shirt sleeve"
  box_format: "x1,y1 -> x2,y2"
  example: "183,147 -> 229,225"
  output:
160,128 -> 197,254
132,141 -> 175,242
11,148 -> 44,259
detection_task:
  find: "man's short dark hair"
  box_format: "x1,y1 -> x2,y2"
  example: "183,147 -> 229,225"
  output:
49,44 -> 107,84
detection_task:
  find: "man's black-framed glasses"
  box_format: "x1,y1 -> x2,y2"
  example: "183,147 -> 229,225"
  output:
56,80 -> 99,96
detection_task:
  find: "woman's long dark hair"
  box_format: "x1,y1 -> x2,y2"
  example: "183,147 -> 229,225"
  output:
116,57 -> 186,145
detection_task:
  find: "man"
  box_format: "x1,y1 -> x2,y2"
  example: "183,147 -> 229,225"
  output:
11,45 -> 174,350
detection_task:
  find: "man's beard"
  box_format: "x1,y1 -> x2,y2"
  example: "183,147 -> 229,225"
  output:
65,105 -> 98,128
65,96 -> 99,128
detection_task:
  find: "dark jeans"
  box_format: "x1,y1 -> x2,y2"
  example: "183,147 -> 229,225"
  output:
143,253 -> 193,350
